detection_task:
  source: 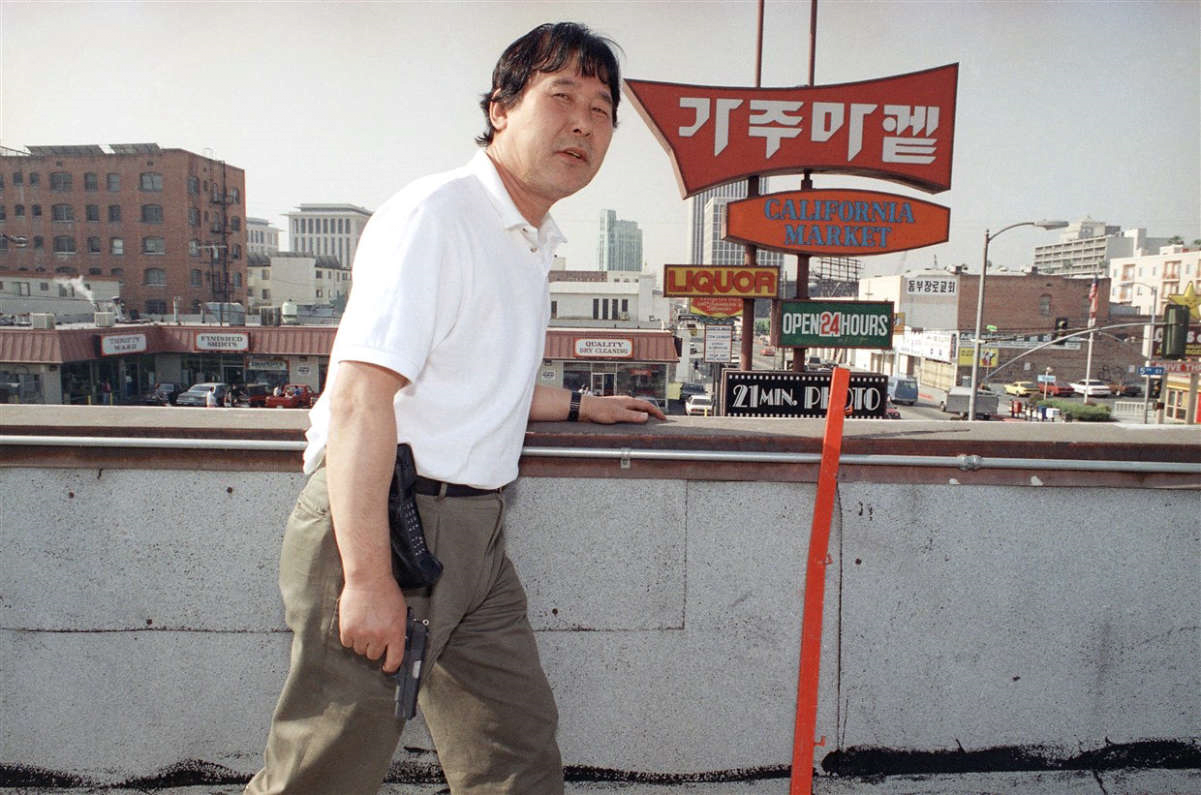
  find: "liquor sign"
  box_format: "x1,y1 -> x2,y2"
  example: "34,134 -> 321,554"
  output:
624,63 -> 958,197
98,332 -> 148,356
691,296 -> 744,318
778,300 -> 894,348
663,265 -> 779,298
194,331 -> 250,352
722,370 -> 888,418
724,189 -> 949,256
574,337 -> 634,358
704,324 -> 733,363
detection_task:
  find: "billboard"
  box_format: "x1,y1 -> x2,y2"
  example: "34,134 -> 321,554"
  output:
690,297 -> 744,318
778,300 -> 894,348
724,188 -> 949,256
624,63 -> 958,197
722,370 -> 888,418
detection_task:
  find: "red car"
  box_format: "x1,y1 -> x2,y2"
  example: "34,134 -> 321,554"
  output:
265,384 -> 317,409
1041,382 -> 1074,397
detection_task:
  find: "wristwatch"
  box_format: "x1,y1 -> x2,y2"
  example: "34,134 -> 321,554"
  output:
567,389 -> 582,422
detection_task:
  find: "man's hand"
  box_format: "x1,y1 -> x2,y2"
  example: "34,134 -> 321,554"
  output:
581,394 -> 666,424
338,574 -> 408,674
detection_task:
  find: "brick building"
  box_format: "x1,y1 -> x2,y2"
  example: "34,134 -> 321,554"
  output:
0,144 -> 247,318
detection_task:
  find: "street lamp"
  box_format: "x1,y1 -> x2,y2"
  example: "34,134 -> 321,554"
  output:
968,220 -> 1069,421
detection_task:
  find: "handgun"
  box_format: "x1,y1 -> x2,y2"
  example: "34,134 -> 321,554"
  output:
388,443 -> 443,589
391,608 -> 429,721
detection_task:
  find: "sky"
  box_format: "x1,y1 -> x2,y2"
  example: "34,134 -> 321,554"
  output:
2,0 -> 1198,280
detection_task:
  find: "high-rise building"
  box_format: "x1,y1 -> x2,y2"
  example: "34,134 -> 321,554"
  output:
700,195 -> 784,268
597,209 -> 643,272
1032,219 -> 1170,278
283,204 -> 371,267
687,179 -> 783,268
0,143 -> 248,317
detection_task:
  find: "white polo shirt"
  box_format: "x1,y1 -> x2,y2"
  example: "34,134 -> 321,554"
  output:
303,150 -> 562,488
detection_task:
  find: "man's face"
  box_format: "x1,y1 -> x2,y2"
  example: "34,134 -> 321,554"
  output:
488,63 -> 615,221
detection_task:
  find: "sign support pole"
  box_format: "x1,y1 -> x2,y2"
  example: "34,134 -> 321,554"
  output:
790,365 -> 849,794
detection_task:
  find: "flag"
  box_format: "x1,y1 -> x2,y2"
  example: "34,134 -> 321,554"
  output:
1088,276 -> 1099,327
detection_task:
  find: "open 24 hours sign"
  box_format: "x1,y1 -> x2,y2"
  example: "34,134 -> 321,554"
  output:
778,300 -> 894,348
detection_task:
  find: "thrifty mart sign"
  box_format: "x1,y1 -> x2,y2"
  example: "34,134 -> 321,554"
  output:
724,189 -> 949,256
663,265 -> 778,298
779,300 -> 894,348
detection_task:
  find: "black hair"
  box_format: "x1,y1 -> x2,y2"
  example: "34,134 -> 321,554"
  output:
476,22 -> 621,146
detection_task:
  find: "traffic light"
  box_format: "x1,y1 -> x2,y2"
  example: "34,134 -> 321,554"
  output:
1161,304 -> 1190,359
1053,317 -> 1069,344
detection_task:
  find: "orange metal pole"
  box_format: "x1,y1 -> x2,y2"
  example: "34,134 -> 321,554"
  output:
790,365 -> 849,794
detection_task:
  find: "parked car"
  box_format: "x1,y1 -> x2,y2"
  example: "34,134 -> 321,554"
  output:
1107,380 -> 1142,397
265,384 -> 317,409
1041,382 -> 1075,397
684,394 -> 714,416
236,383 -> 271,407
1070,378 -> 1112,398
1004,381 -> 1037,397
174,382 -> 230,407
143,382 -> 184,405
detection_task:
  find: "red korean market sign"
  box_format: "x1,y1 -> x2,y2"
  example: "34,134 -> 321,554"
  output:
663,265 -> 779,299
623,63 -> 957,197
724,189 -> 950,256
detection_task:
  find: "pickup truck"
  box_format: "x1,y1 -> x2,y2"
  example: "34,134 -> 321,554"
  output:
265,384 -> 317,409
927,385 -> 998,419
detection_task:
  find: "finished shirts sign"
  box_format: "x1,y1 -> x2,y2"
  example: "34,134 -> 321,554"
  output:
623,63 -> 957,197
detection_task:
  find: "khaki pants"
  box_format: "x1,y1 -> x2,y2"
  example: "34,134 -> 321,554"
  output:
246,467 -> 562,794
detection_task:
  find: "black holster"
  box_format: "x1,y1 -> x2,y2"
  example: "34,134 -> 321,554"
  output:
388,444 -> 443,589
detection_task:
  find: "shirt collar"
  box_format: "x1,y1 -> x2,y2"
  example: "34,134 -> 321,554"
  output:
469,149 -> 565,251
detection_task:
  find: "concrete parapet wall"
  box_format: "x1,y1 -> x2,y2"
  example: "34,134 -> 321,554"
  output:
1,407 -> 1198,786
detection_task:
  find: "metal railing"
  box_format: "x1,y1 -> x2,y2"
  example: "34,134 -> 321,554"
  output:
2,435 -> 1198,475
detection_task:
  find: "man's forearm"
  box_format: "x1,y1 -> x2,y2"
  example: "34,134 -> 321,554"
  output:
326,364 -> 408,584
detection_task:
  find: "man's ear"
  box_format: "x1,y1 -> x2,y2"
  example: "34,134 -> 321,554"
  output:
488,93 -> 508,134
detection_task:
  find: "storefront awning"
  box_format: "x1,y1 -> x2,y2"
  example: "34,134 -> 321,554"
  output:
543,329 -> 680,363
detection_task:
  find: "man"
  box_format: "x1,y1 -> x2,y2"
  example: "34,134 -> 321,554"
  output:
246,22 -> 663,795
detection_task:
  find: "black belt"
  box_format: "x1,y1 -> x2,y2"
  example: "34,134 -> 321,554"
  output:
414,476 -> 501,498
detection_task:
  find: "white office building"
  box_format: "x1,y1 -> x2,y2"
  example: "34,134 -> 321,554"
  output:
1033,219 -> 1171,278
1109,244 -> 1200,316
246,217 -> 280,257
284,204 -> 372,268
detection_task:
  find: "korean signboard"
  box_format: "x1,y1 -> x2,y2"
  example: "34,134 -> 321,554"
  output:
97,333 -> 148,357
704,324 -> 733,363
905,276 -> 958,295
724,189 -> 949,256
778,300 -> 894,348
624,63 -> 958,197
194,331 -> 250,352
663,265 -> 779,299
722,370 -> 888,418
574,337 -> 634,358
